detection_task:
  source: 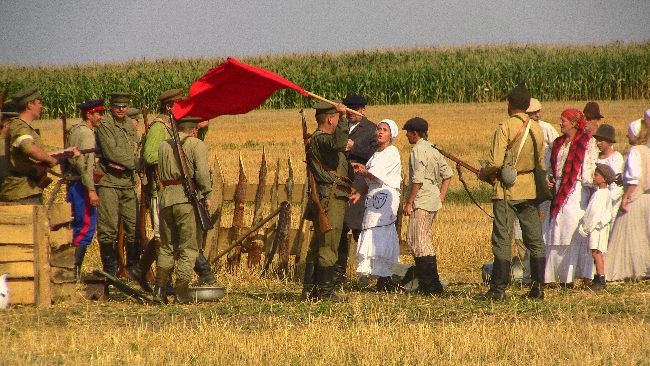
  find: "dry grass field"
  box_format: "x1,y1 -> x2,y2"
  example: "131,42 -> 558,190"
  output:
2,100 -> 649,365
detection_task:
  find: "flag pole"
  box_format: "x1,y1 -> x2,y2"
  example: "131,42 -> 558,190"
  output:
305,91 -> 364,117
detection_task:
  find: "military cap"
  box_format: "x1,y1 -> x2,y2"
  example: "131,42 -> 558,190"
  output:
158,89 -> 184,103
77,99 -> 105,114
109,92 -> 132,106
592,123 -> 616,143
12,86 -> 42,107
507,82 -> 530,111
1,101 -> 19,121
583,101 -> 604,120
595,163 -> 616,185
342,94 -> 367,109
176,116 -> 202,128
126,107 -> 142,119
403,117 -> 428,132
313,101 -> 337,117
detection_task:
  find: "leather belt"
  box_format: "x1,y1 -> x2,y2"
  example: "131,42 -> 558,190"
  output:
517,170 -> 534,175
161,178 -> 183,187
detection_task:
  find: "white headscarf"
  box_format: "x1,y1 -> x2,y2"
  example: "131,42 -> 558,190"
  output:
628,119 -> 642,137
378,119 -> 399,139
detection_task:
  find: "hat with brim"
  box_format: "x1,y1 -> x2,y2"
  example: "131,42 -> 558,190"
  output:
526,98 -> 542,113
342,94 -> 367,109
126,107 -> 142,119
12,86 -> 42,108
177,116 -> 202,128
313,101 -> 337,117
78,99 -> 105,114
592,123 -> 616,143
158,89 -> 184,104
109,92 -> 132,106
583,101 -> 604,120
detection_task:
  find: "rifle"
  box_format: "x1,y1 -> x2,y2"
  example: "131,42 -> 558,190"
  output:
138,106 -> 150,250
168,113 -> 213,231
430,144 -> 481,176
300,109 -> 332,233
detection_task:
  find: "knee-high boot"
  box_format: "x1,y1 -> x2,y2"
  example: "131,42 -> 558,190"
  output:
99,242 -> 118,276
485,258 -> 511,301
194,252 -> 216,285
301,262 -> 318,301
316,266 -> 347,302
528,256 -> 545,299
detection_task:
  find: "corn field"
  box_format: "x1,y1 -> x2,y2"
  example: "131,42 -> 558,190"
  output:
1,43 -> 648,118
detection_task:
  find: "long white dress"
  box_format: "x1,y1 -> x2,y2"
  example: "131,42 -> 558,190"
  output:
605,145 -> 650,281
355,145 -> 402,278
543,137 -> 598,283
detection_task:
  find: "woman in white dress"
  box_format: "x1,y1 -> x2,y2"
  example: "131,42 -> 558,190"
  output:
544,109 -> 598,286
349,119 -> 402,291
605,119 -> 650,281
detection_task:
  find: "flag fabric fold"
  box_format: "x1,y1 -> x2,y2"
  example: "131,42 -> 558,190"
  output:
172,57 -> 308,120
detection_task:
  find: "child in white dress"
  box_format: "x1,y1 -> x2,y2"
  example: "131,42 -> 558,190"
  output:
578,164 -> 616,290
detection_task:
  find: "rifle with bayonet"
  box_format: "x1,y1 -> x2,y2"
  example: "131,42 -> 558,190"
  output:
430,144 -> 481,176
168,112 -> 213,231
32,147 -> 100,188
300,109 -> 332,233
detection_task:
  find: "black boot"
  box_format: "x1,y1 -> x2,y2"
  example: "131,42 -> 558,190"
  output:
153,267 -> 172,304
174,280 -> 192,304
415,257 -> 435,295
316,266 -> 347,302
125,241 -> 141,270
588,275 -> 606,291
74,246 -> 87,283
99,242 -> 118,277
334,229 -> 350,285
429,256 -> 444,294
485,259 -> 511,301
528,257 -> 545,299
132,238 -> 159,293
194,252 -> 216,286
301,262 -> 318,301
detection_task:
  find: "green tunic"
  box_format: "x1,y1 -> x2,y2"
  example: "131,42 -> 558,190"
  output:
143,115 -> 172,166
0,117 -> 47,201
95,115 -> 138,188
65,123 -> 96,191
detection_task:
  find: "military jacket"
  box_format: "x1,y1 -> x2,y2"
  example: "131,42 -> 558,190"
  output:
406,138 -> 454,212
485,112 -> 545,200
158,132 -> 212,210
95,115 -> 138,188
307,117 -> 351,199
0,117 -> 46,200
66,123 -> 96,191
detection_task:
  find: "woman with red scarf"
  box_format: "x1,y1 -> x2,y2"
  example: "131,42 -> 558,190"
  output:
544,109 -> 598,286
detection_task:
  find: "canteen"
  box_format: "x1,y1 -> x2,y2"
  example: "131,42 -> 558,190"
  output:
499,164 -> 517,187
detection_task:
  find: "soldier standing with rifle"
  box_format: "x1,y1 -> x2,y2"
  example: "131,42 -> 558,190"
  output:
131,89 -> 215,293
155,116 -> 213,304
66,99 -> 104,280
95,92 -> 140,277
301,102 -> 351,302
478,83 -> 547,301
0,87 -> 78,204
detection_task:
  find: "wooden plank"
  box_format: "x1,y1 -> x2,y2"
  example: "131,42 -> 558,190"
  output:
205,155 -> 224,262
0,204 -> 35,245
48,202 -> 72,229
226,154 -> 248,269
0,204 -> 34,225
0,262 -> 35,278
0,245 -> 34,262
247,148 -> 267,267
49,226 -> 72,249
6,279 -> 35,305
50,244 -> 75,269
34,206 -> 52,308
223,183 -> 305,204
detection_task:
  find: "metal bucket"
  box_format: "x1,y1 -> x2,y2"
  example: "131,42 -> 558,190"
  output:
188,286 -> 226,302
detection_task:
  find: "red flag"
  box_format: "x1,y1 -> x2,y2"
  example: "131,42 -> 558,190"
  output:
172,57 -> 308,120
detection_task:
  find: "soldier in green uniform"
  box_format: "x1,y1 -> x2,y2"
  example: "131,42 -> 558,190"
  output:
302,102 -> 350,302
1,102 -> 19,188
155,116 -> 212,303
66,99 -> 104,280
126,107 -> 142,129
131,89 -> 214,293
0,87 -> 72,204
95,92 -> 140,276
478,83 -> 547,300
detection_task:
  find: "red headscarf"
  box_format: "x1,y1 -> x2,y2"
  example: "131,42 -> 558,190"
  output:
549,109 -> 591,218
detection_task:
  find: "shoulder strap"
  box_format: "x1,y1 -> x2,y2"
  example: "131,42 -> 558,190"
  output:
510,115 -> 531,164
